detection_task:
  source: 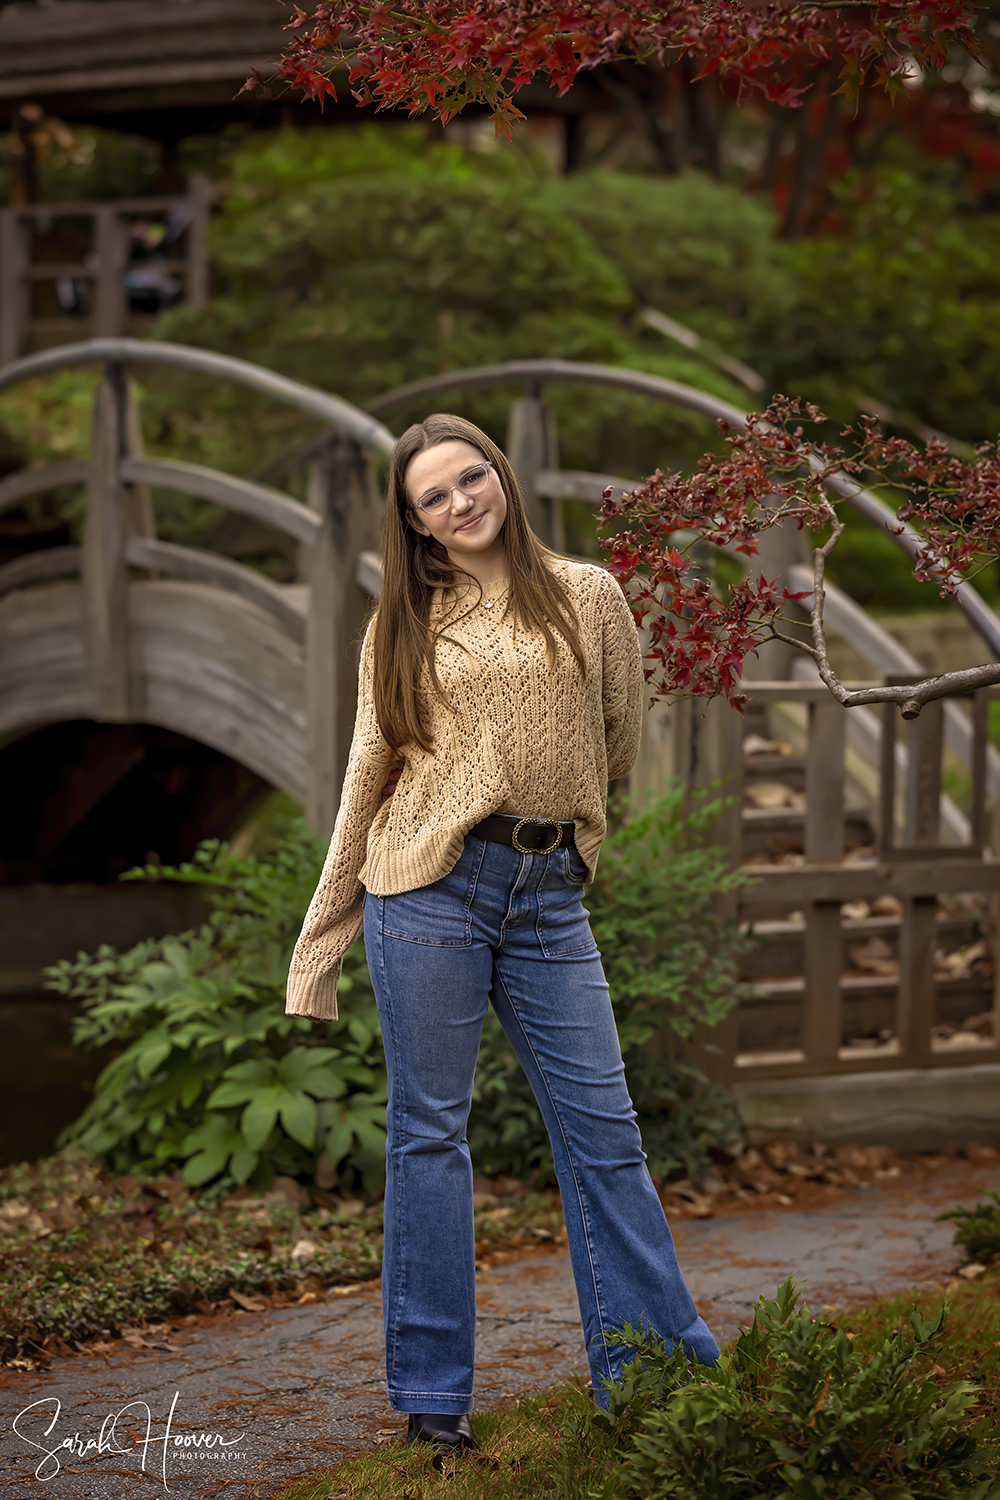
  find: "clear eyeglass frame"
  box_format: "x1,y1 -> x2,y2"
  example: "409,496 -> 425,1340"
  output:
409,460 -> 494,515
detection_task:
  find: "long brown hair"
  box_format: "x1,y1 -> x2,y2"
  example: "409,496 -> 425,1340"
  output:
372,413 -> 586,753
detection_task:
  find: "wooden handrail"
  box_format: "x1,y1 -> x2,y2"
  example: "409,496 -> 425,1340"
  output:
0,545 -> 81,595
2,194 -> 209,218
366,357 -> 748,429
535,468 -> 633,503
0,340 -> 397,459
124,537 -> 306,642
0,460 -> 89,516
120,457 -> 322,546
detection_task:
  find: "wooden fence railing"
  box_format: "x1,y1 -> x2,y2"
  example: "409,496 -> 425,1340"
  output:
703,679 -> 1000,1082
0,179 -> 214,365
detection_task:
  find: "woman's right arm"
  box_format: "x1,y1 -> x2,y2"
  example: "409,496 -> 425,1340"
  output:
285,619 -> 396,1022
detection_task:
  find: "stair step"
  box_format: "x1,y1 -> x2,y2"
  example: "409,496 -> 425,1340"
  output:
739,912 -> 983,979
736,1034 -> 999,1068
746,974 -> 992,1001
741,807 -> 873,832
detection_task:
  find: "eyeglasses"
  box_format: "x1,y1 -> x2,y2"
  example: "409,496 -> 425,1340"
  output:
409,460 -> 494,515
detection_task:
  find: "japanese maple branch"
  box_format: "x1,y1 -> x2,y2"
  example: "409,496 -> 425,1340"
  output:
772,519 -> 1000,719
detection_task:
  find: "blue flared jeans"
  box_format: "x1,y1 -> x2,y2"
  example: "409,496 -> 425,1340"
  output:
362,833 -> 719,1414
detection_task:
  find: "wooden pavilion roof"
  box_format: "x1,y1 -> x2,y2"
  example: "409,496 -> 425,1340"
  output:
0,0 -> 302,133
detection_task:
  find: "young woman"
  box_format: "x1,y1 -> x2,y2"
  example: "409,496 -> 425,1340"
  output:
285,414 -> 718,1452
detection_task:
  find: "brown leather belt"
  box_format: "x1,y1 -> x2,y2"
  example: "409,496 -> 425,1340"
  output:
468,813 -> 576,855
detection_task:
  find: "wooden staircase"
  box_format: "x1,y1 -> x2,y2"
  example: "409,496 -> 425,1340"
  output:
723,693 -> 1000,1077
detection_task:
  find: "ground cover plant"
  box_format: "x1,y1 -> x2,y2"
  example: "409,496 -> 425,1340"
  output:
48,785 -> 748,1196
0,1149 -> 562,1364
273,1272 -> 1000,1500
938,1187 -> 1000,1268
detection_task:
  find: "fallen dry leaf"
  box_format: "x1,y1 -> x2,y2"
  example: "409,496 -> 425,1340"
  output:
290,1238 -> 320,1261
229,1289 -> 267,1313
847,937 -> 899,976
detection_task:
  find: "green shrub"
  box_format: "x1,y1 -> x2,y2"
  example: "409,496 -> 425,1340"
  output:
51,786 -> 746,1193
594,1278 -> 1000,1499
938,1190 -> 1000,1267
144,127 -> 757,500
49,824 -> 388,1195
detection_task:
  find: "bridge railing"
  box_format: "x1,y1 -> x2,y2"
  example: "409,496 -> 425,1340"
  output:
0,338 -> 394,832
3,342 -> 999,1082
705,679 -> 1000,1084
0,182 -> 216,365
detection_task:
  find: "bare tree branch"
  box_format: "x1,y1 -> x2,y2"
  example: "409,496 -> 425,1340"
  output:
774,522 -> 1000,717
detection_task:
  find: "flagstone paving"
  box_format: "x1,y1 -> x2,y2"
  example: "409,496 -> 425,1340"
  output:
1,1158 -> 998,1500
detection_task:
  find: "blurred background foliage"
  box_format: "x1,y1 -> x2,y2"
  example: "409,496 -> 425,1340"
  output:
5,79 -> 1000,603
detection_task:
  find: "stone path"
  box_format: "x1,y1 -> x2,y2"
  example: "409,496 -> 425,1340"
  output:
1,1159 -> 997,1500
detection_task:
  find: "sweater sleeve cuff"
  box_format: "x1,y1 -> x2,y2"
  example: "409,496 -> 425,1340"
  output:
285,961 -> 342,1022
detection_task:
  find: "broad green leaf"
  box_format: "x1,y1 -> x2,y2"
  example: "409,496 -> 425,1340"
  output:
279,1091 -> 318,1149
180,1074 -> 204,1109
229,1145 -> 259,1184
241,1092 -> 282,1152
180,1112 -> 242,1155
323,1117 -> 354,1164
218,1057 -> 279,1085
205,1079 -> 260,1109
182,1146 -> 229,1186
135,1035 -> 173,1080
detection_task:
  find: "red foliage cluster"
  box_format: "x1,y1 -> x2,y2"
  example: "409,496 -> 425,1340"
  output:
269,0 -> 979,136
597,399 -> 1000,706
889,430 -> 1000,591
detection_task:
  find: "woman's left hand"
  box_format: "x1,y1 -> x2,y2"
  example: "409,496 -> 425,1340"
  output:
381,765 -> 403,799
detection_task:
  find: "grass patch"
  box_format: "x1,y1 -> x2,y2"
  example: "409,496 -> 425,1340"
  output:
273,1273 -> 1000,1500
273,1386 -> 614,1500
0,1150 -> 563,1364
846,1275 -> 1000,1432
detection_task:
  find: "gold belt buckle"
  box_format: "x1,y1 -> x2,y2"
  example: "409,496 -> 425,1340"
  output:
511,816 -> 562,855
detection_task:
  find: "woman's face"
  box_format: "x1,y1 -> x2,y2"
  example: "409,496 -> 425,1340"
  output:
404,440 -> 507,565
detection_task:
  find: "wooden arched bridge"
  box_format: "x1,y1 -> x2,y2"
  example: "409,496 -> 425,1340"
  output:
2,337 -> 999,1110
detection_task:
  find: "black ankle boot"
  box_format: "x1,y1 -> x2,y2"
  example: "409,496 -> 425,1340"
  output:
405,1413 -> 477,1451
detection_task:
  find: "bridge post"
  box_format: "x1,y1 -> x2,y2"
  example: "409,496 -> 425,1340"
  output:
0,209 -> 29,366
81,367 -> 154,719
306,439 -> 380,836
506,385 -> 559,546
82,364 -> 131,720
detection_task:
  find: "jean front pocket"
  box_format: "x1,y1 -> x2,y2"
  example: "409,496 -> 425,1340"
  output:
536,863 -> 598,957
381,838 -> 485,946
562,845 -> 588,885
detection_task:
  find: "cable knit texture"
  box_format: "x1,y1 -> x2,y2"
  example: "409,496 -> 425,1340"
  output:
285,559 -> 644,1020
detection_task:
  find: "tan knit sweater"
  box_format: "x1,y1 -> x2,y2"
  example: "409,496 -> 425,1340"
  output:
285,558 -> 644,1020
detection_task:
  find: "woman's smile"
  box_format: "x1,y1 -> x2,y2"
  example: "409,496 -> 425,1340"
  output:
405,438 -> 508,585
